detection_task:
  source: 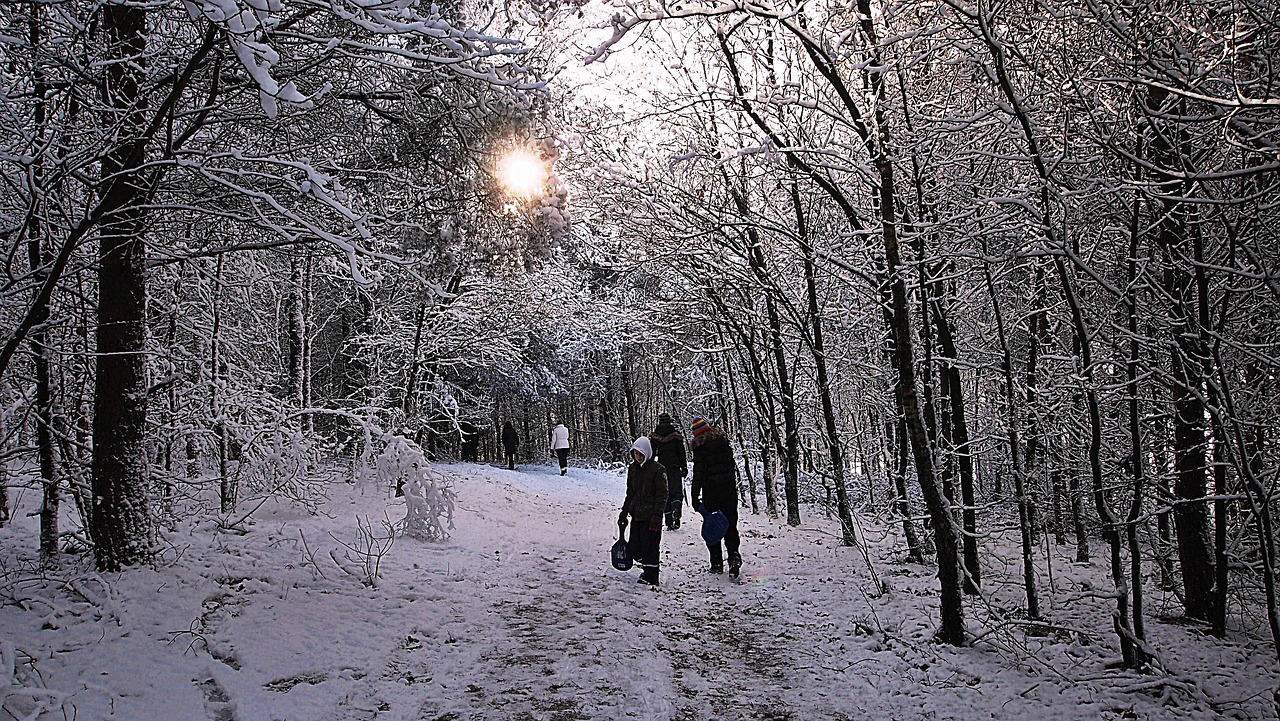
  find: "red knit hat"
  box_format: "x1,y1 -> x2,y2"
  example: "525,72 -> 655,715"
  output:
690,417 -> 711,436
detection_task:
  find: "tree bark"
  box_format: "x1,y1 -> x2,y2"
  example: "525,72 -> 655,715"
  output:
29,7 -> 59,570
981,254 -> 1039,621
792,184 -> 854,543
930,291 -> 981,592
92,2 -> 154,571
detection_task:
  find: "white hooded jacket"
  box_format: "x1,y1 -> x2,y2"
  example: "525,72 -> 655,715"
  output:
622,436 -> 666,521
550,423 -> 570,450
630,436 -> 654,465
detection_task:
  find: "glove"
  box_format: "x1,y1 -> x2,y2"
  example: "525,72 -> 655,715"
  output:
618,511 -> 628,527
649,516 -> 663,532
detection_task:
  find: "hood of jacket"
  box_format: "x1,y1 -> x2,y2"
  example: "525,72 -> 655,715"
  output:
690,425 -> 728,450
650,426 -> 682,443
630,436 -> 654,465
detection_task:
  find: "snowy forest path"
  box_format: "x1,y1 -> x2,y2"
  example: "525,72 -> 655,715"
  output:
393,463 -> 871,721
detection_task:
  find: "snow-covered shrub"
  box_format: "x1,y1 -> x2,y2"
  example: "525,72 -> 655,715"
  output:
1,639 -> 77,719
329,516 -> 395,588
375,433 -> 456,541
241,428 -> 324,513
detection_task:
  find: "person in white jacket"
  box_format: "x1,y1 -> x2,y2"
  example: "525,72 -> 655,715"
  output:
550,422 -> 570,475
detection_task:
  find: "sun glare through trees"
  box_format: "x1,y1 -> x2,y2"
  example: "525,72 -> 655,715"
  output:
495,149 -> 547,197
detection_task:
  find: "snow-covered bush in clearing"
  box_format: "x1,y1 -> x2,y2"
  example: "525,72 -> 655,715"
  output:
241,428 -> 324,513
1,639 -> 77,719
375,434 -> 456,541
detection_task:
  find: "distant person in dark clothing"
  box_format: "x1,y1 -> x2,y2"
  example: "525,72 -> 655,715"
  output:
502,422 -> 519,470
460,421 -> 479,462
619,436 -> 667,586
690,416 -> 742,577
649,412 -> 688,530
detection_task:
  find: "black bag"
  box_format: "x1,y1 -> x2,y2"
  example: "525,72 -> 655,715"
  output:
611,524 -> 632,571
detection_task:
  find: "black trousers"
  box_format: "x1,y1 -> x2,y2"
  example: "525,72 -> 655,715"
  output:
664,470 -> 684,527
630,523 -> 662,582
554,448 -> 569,471
707,506 -> 740,566
504,450 -> 516,469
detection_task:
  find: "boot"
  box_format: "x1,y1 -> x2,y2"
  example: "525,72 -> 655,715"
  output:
709,563 -> 723,574
728,552 -> 742,578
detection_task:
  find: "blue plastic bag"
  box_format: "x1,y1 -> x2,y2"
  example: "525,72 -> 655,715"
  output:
611,527 -> 632,571
699,508 -> 729,545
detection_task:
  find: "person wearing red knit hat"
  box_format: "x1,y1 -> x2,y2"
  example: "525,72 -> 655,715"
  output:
689,416 -> 742,577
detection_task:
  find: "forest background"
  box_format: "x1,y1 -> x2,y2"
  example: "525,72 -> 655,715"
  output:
1,0 -> 1278,711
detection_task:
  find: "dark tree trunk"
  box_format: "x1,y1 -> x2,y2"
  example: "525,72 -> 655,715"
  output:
721,338 -> 759,514
403,300 -> 427,416
981,254 -> 1039,621
92,2 -> 154,571
287,254 -> 307,414
930,292 -> 981,592
620,351 -> 638,441
211,254 -> 233,512
27,7 -> 60,570
792,184 -> 854,543
1125,191 -> 1148,651
735,191 -> 800,527
893,418 -> 925,563
0,388 -> 9,528
1143,85 -> 1215,623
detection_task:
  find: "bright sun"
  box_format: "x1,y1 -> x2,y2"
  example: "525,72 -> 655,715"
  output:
496,150 -> 547,197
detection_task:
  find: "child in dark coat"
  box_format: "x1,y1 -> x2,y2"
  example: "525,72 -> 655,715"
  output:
690,417 -> 742,577
648,412 -> 688,530
618,436 -> 667,586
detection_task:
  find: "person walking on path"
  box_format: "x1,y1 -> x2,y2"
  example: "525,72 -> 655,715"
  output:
648,412 -> 688,530
618,436 -> 667,586
460,421 -> 479,462
550,421 -> 570,476
502,422 -> 519,470
689,416 -> 743,577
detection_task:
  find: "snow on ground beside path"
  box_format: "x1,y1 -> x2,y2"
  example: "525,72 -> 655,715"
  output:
1,462 -> 1277,720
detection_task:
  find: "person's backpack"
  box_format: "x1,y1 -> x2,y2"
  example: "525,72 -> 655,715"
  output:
611,525 -> 632,571
698,507 -> 730,545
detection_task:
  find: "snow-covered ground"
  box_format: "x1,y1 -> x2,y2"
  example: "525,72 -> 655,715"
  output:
2,463 -> 1276,720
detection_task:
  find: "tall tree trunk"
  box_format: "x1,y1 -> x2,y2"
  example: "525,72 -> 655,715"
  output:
1144,85 -> 1216,623
1125,191 -> 1148,652
620,350 -> 638,441
731,186 -> 800,527
92,2 -> 154,571
931,291 -> 981,592
853,0 -> 964,640
721,340 -> 759,514
403,300 -> 427,416
302,255 -> 314,434
288,254 -> 307,414
211,254 -> 233,512
0,387 -> 10,528
29,7 -> 59,570
893,418 -> 925,563
981,253 -> 1039,621
1056,255 -> 1140,666
792,184 -> 854,544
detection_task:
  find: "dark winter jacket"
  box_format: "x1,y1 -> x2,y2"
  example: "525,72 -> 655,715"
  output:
690,427 -> 738,512
502,423 -> 519,453
622,437 -> 668,525
650,424 -> 687,504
